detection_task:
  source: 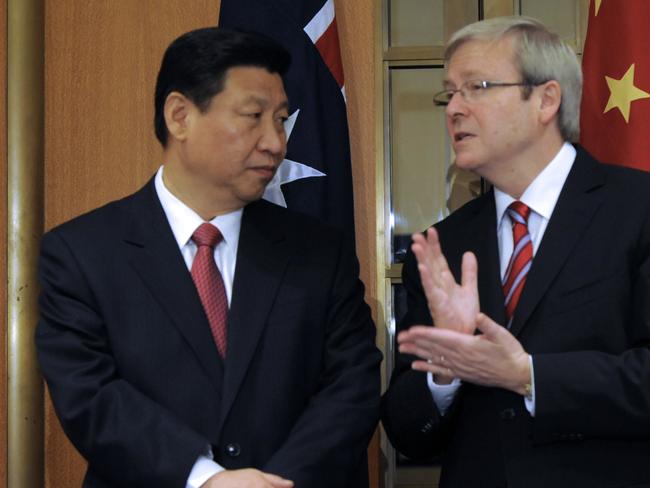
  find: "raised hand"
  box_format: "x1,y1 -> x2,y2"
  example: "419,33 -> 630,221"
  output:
411,227 -> 479,335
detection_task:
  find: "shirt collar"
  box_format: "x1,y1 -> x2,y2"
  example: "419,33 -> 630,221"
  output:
494,142 -> 576,225
154,166 -> 243,249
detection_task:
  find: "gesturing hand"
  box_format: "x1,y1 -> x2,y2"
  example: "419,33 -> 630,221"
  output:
398,313 -> 531,395
411,228 -> 479,335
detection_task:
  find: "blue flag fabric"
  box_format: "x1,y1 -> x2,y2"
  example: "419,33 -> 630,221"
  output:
219,0 -> 356,244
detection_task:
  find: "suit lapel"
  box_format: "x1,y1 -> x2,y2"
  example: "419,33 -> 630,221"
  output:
123,180 -> 225,388
509,149 -> 606,337
219,200 -> 291,429
465,192 -> 506,326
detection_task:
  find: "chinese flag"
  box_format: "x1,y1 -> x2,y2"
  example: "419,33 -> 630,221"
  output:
580,0 -> 650,171
219,0 -> 356,246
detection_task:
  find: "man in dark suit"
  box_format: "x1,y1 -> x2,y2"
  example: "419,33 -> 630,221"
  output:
36,28 -> 381,488
381,16 -> 650,488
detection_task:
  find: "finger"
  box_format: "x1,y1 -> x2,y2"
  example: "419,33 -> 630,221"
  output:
412,228 -> 448,276
475,313 -> 512,343
413,244 -> 441,287
262,473 -> 294,487
398,324 -> 440,339
398,342 -> 441,361
398,327 -> 446,349
426,228 -> 452,274
460,251 -> 478,290
403,325 -> 467,345
399,339 -> 456,364
411,359 -> 455,378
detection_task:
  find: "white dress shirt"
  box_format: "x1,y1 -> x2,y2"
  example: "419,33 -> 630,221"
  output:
428,143 -> 576,416
155,166 -> 243,487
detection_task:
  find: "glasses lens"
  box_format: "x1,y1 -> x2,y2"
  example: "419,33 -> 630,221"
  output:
433,90 -> 452,106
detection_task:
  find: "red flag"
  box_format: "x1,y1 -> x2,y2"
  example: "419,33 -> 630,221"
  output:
580,0 -> 650,171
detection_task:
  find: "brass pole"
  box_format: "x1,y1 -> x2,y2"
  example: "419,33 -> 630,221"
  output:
7,0 -> 44,485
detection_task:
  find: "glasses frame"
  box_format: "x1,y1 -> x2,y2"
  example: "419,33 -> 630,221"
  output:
432,79 -> 545,106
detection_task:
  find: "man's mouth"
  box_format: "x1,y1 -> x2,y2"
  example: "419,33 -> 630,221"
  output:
250,165 -> 278,179
454,132 -> 474,142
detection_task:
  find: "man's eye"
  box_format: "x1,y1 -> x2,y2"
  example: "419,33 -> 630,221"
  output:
466,82 -> 485,92
245,112 -> 262,119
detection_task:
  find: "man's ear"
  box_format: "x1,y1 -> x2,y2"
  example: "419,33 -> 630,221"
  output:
164,91 -> 193,142
538,80 -> 562,126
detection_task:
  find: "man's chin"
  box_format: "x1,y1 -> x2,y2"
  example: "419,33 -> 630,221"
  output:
242,187 -> 268,205
453,154 -> 483,173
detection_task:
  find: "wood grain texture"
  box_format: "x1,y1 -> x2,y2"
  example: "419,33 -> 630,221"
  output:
0,0 -> 8,485
335,1 -> 380,485
45,0 -> 219,229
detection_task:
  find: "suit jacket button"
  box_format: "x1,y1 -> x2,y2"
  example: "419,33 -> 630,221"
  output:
499,408 -> 516,420
225,443 -> 241,457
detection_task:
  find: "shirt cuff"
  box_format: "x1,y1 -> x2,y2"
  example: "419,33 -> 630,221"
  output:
427,373 -> 461,416
186,447 -> 225,488
523,355 -> 536,417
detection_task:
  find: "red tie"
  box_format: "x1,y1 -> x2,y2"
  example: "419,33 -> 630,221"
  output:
191,223 -> 228,358
502,201 -> 533,329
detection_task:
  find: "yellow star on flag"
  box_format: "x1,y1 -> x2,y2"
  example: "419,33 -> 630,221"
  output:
604,63 -> 650,123
595,0 -> 602,16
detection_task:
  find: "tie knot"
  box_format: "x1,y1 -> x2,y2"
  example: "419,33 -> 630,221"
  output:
192,223 -> 223,248
507,201 -> 531,224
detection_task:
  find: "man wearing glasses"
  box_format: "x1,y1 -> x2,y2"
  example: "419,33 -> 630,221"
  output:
382,16 -> 650,487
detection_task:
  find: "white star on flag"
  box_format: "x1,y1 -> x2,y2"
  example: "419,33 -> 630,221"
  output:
263,109 -> 326,207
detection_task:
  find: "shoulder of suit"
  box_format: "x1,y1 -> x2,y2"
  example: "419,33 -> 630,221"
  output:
244,198 -> 344,236
44,181 -> 147,239
433,192 -> 492,232
576,144 -> 650,185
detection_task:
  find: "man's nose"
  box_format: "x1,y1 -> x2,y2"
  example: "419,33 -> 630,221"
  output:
259,119 -> 286,156
445,90 -> 467,117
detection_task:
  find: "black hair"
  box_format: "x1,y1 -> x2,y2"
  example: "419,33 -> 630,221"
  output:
154,27 -> 291,146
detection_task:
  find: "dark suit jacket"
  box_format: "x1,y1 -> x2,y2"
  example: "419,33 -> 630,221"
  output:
36,178 -> 381,488
381,147 -> 650,488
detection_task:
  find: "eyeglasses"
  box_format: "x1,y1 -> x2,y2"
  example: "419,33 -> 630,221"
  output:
432,79 -> 545,106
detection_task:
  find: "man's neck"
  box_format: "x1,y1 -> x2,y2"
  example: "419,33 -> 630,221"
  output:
161,162 -> 242,220
482,135 -> 565,199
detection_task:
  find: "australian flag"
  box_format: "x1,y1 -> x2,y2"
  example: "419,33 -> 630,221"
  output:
219,0 -> 356,245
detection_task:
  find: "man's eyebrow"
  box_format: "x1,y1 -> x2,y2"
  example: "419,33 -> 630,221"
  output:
277,99 -> 289,111
240,95 -> 289,111
443,71 -> 488,88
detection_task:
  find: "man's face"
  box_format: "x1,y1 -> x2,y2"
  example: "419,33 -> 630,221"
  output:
444,36 -> 540,180
178,66 -> 289,211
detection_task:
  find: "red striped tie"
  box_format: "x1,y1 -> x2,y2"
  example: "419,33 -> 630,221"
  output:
191,223 -> 228,358
502,201 -> 533,329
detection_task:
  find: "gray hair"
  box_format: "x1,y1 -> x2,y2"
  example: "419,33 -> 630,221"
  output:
445,16 -> 582,142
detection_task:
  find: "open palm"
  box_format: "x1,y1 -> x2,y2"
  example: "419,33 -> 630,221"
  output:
412,228 -> 479,335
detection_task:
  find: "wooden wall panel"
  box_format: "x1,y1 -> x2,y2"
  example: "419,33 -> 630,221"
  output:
44,2 -> 219,486
0,0 -> 7,485
335,1 -> 380,485
45,1 -> 219,229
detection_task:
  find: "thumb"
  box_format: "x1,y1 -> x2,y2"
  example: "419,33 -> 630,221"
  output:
475,313 -> 509,343
263,473 -> 294,487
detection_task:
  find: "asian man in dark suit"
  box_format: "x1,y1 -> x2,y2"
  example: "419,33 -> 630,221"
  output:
381,17 -> 650,488
36,27 -> 381,488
